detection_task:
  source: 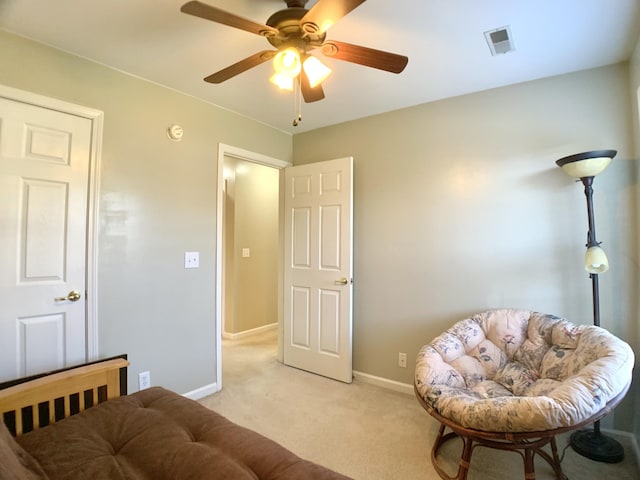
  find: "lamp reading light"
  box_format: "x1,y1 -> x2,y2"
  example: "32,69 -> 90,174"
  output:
303,55 -> 332,88
585,246 -> 609,273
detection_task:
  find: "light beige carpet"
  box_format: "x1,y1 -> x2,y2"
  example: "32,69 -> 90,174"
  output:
199,329 -> 639,480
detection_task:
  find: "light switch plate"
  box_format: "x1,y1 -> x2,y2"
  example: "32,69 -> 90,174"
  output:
184,251 -> 199,269
242,248 -> 250,258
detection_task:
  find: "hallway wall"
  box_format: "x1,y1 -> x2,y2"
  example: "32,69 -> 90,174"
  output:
223,157 -> 279,335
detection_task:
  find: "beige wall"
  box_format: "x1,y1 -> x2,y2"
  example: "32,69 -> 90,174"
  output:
1,27 -> 638,440
293,64 -> 638,433
223,157 -> 279,334
0,30 -> 291,394
627,33 -> 640,451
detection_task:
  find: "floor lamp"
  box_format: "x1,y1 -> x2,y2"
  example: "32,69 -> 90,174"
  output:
555,149 -> 624,463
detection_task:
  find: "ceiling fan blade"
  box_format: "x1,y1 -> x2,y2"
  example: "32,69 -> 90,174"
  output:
300,0 -> 366,35
300,71 -> 325,103
181,1 -> 278,37
204,51 -> 276,83
321,40 -> 408,73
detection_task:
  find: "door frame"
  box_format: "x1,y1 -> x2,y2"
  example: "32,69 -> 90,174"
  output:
0,84 -> 103,361
215,143 -> 290,391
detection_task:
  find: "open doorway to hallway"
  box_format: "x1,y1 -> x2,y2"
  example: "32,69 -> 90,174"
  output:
221,155 -> 279,379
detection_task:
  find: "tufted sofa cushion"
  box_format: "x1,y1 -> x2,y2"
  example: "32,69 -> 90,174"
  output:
0,420 -> 47,480
14,386 -> 350,480
415,309 -> 634,432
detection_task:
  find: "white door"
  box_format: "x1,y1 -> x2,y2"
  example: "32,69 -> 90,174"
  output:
0,95 -> 93,381
283,157 -> 353,383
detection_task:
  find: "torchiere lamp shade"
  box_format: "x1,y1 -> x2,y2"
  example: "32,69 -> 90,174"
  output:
555,150 -> 616,178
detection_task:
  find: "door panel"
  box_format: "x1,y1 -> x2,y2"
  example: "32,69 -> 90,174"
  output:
292,207 -> 311,267
292,287 -> 311,348
320,205 -> 341,268
0,96 -> 92,381
319,289 -> 339,355
18,314 -> 65,375
21,179 -> 68,281
284,157 -> 353,383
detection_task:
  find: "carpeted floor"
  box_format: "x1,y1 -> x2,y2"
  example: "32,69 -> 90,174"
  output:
198,329 -> 639,480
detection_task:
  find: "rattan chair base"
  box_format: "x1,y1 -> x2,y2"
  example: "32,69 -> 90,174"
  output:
430,423 -> 566,480
415,382 -> 630,480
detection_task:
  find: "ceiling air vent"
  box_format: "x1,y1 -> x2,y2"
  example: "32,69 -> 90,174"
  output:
484,26 -> 515,55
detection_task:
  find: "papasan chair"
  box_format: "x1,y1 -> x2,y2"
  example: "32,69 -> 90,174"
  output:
414,309 -> 634,480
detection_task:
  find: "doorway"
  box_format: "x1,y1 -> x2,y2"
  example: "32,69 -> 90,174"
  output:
215,144 -> 290,391
222,156 -> 278,337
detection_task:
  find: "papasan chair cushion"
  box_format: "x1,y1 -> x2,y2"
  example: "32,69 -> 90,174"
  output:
414,309 -> 634,433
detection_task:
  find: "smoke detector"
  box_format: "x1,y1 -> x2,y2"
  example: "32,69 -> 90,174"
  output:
484,26 -> 515,55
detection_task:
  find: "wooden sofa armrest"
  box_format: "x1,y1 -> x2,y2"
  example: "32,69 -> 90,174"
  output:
0,357 -> 129,436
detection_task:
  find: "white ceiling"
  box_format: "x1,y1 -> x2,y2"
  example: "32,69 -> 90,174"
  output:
1,0 -> 639,134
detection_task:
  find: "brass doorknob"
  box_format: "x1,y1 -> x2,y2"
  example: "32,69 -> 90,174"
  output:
335,277 -> 349,285
54,290 -> 81,302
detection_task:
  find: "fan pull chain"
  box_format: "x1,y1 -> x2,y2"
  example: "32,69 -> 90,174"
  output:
292,76 -> 302,127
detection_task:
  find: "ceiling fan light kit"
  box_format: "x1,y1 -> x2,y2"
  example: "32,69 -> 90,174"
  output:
270,52 -> 331,91
180,0 -> 408,113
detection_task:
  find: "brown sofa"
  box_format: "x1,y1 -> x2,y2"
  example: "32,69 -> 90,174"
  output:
0,362 -> 351,480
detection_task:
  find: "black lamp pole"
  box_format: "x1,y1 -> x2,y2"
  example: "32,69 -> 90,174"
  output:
582,176 -> 600,328
556,150 -> 624,463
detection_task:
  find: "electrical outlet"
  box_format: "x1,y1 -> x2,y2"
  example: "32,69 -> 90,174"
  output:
138,371 -> 151,390
398,352 -> 407,368
184,251 -> 200,269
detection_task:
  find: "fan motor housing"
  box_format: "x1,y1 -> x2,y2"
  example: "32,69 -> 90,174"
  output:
284,0 -> 309,7
266,8 -> 326,51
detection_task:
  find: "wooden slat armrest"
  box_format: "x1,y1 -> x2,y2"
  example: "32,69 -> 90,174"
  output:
0,358 -> 129,435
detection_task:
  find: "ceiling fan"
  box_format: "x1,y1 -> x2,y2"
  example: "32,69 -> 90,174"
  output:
180,0 -> 409,104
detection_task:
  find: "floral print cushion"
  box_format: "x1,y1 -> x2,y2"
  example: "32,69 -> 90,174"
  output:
450,355 -> 486,388
492,361 -> 538,396
415,309 -> 635,432
540,345 -> 576,380
472,380 -> 514,398
476,309 -> 529,359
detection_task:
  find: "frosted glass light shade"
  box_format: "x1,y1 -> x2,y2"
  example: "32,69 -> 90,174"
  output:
270,73 -> 294,90
585,246 -> 609,273
272,48 -> 301,78
561,157 -> 611,178
555,150 -> 616,179
303,56 -> 331,88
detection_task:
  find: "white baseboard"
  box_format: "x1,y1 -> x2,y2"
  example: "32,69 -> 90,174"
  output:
222,322 -> 277,340
185,373 -> 413,401
182,382 -> 219,400
353,370 -> 414,396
